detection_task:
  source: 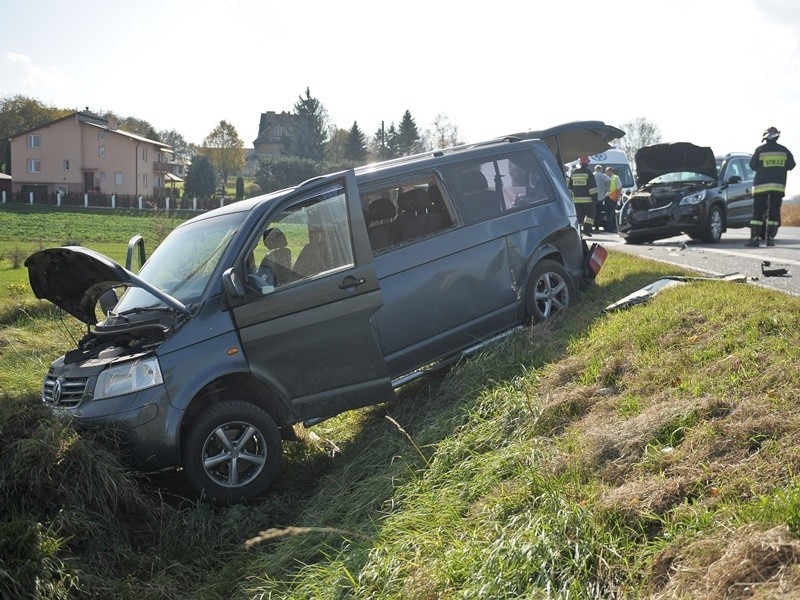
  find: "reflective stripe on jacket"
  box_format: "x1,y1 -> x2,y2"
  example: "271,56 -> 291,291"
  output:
568,167 -> 598,204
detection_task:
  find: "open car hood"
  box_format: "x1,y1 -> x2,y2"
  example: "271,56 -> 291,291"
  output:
635,142 -> 718,186
25,246 -> 189,326
505,120 -> 625,165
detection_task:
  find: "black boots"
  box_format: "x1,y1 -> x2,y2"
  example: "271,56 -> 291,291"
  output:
745,237 -> 760,247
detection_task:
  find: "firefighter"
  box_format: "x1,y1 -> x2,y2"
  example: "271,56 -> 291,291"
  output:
569,156 -> 598,237
745,126 -> 795,247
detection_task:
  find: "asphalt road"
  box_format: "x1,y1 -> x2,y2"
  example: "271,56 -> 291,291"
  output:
591,225 -> 800,297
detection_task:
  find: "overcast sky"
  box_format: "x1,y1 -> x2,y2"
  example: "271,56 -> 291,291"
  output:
3,0 -> 799,194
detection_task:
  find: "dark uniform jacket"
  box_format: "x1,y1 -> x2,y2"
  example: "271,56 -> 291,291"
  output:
568,166 -> 598,204
750,140 -> 796,196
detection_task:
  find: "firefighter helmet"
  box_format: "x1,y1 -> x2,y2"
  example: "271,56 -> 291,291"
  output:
763,126 -> 780,142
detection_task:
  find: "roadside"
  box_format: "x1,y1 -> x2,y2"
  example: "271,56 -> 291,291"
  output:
593,225 -> 800,297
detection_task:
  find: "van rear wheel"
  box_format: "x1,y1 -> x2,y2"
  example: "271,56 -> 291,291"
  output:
525,259 -> 575,323
183,400 -> 282,504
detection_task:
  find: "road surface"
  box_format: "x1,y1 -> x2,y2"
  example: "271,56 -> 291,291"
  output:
592,226 -> 800,297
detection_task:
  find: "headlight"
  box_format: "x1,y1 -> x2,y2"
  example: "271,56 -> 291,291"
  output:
94,356 -> 163,400
679,191 -> 706,205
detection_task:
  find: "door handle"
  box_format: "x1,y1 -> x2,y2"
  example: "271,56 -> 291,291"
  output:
339,276 -> 366,291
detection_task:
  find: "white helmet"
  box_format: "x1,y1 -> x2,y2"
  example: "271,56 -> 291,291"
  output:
763,126 -> 780,142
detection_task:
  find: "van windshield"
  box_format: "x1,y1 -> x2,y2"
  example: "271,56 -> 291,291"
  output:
115,211 -> 246,312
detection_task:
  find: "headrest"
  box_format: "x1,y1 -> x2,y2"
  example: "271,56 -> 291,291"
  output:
460,171 -> 488,195
263,227 -> 288,249
368,197 -> 396,222
397,188 -> 430,213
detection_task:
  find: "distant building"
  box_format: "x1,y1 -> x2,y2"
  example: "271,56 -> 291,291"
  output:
8,111 -> 174,202
251,111 -> 298,161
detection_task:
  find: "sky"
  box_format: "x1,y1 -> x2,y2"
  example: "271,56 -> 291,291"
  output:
3,0 -> 800,195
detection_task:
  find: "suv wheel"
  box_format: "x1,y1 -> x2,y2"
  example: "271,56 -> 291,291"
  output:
700,204 -> 724,243
184,400 -> 282,504
525,259 -> 575,323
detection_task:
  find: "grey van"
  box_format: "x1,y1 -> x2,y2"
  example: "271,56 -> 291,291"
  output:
26,129 -> 609,503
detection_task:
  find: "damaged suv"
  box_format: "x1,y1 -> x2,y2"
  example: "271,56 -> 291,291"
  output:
26,127 -> 609,503
617,142 -> 754,244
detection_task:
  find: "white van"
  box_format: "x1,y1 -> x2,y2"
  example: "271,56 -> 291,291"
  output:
566,147 -> 636,196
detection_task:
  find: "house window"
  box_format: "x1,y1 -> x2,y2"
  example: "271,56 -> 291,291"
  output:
98,131 -> 105,141
64,160 -> 70,171
28,134 -> 41,148
142,148 -> 148,162
115,172 -> 123,186
142,173 -> 148,188
100,172 -> 107,182
27,159 -> 42,173
156,176 -> 163,188
99,145 -> 105,157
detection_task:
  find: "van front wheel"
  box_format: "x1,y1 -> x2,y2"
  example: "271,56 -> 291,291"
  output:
183,400 -> 282,504
525,260 -> 575,323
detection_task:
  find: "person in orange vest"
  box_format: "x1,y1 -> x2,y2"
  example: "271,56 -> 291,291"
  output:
568,156 -> 598,237
745,126 -> 795,247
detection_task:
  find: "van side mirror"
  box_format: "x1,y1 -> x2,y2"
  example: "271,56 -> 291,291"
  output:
126,235 -> 146,272
98,288 -> 118,315
222,267 -> 245,299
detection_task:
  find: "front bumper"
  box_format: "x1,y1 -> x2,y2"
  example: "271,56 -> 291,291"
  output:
44,366 -> 180,469
618,200 -> 706,239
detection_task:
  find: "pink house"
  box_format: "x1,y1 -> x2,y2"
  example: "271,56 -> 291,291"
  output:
9,111 -> 173,202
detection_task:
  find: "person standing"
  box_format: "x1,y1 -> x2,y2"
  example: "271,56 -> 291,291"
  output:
745,126 -> 795,247
569,156 -> 598,236
593,164 -> 611,231
605,166 -> 623,233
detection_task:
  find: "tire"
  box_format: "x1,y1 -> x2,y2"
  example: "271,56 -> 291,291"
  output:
183,400 -> 282,504
700,204 -> 724,243
525,259 -> 575,323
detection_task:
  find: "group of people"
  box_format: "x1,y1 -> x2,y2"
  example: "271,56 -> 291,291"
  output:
567,157 -> 622,236
567,126 -> 795,244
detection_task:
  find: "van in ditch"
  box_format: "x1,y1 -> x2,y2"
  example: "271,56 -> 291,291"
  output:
26,126 -> 609,503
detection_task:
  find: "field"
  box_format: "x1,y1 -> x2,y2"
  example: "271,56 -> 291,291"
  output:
3,206 -> 800,598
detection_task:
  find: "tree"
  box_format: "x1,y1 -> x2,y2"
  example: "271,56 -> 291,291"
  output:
344,121 -> 368,162
397,110 -> 421,156
0,95 -> 71,173
183,154 -> 217,202
618,117 -> 662,164
427,113 -> 463,150
159,129 -> 196,164
371,122 -> 400,160
103,112 -> 159,140
202,120 -> 245,191
290,87 -> 328,161
325,128 -> 349,163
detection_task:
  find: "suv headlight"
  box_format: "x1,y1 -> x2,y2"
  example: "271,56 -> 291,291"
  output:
679,191 -> 706,205
94,356 -> 163,400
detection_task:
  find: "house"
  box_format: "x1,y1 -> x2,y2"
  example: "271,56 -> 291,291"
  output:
8,111 -> 174,202
251,111 -> 298,160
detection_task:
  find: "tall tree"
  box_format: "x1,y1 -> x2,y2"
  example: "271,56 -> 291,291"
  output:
618,117 -> 662,164
428,113 -> 463,150
202,120 -> 245,190
371,122 -> 400,160
325,128 -> 349,163
183,154 -> 217,201
0,95 -> 70,173
397,110 -> 421,156
344,121 -> 368,162
158,129 -> 196,164
290,87 -> 328,161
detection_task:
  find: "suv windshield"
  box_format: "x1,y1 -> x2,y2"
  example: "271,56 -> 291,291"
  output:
114,211 -> 246,313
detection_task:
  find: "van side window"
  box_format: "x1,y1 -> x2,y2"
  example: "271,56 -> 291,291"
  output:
361,173 -> 454,252
444,151 -> 554,225
246,186 -> 354,294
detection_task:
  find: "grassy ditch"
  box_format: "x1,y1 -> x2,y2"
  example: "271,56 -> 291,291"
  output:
2,248 -> 800,598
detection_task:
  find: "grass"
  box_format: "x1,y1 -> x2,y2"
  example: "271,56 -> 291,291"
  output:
3,208 -> 800,598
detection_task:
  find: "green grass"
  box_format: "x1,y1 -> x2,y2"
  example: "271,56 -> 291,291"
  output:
3,207 -> 800,598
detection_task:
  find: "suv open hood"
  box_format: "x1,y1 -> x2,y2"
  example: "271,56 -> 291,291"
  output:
25,246 -> 189,326
505,120 -> 626,165
635,142 -> 718,185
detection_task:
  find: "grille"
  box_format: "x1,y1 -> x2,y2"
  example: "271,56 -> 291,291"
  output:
43,374 -> 88,408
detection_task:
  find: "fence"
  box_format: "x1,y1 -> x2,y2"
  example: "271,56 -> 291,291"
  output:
0,190 -> 229,211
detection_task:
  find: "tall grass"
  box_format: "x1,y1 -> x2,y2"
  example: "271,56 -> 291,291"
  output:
3,247 -> 800,598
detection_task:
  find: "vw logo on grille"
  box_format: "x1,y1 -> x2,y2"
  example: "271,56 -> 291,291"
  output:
52,378 -> 63,405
